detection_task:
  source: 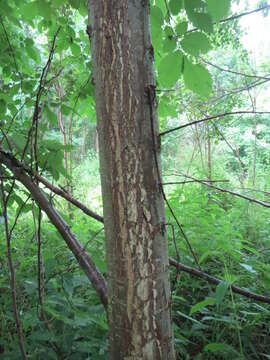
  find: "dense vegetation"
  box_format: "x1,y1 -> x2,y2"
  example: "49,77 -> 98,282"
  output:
0,0 -> 270,358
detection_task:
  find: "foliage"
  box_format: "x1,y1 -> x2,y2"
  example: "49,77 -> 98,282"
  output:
0,0 -> 270,358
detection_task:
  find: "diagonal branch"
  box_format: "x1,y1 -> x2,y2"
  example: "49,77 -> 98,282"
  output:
0,150 -> 108,309
159,111 -> 270,137
179,173 -> 270,209
169,258 -> 270,305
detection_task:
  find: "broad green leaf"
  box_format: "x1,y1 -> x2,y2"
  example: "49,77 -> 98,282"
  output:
175,21 -> 188,37
151,6 -> 164,29
37,0 -> 52,20
0,100 -> 6,114
190,297 -> 215,315
71,43 -> 81,57
191,12 -> 213,33
69,0 -> 81,9
158,51 -> 183,87
22,1 -> 39,21
169,0 -> 183,15
151,6 -> 164,48
206,0 -> 230,21
215,282 -> 229,305
154,0 -> 167,16
204,342 -> 230,352
181,32 -> 211,56
183,58 -> 212,97
163,27 -> 177,52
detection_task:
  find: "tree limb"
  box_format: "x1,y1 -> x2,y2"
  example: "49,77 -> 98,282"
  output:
159,111 -> 270,137
0,150 -> 108,309
169,258 -> 270,305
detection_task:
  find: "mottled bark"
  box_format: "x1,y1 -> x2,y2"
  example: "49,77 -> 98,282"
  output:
88,1 -> 175,359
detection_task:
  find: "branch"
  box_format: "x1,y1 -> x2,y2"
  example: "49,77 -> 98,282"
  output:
187,4 -> 270,33
180,173 -> 270,209
169,258 -> 270,305
162,180 -> 229,185
159,111 -> 270,137
33,173 -> 103,223
0,150 -> 108,309
0,170 -> 27,359
200,58 -> 270,81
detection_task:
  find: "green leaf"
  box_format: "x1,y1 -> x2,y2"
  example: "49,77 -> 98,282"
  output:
181,32 -> 211,56
0,100 -> 6,115
190,297 -> 215,315
215,282 -> 229,306
71,43 -> 81,57
69,0 -> 81,9
206,0 -> 231,21
22,1 -> 39,21
151,6 -> 164,48
169,0 -> 183,15
37,0 -> 52,20
204,342 -> 230,353
175,21 -> 188,37
163,27 -> 177,52
158,51 -> 183,87
191,12 -> 213,33
183,58 -> 212,97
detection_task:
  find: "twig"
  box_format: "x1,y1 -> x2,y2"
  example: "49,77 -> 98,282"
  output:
147,85 -> 200,268
200,58 -> 270,81
169,258 -> 270,305
162,180 -> 229,185
0,150 -> 108,309
160,111 -> 270,137
179,173 -> 270,209
0,169 -> 27,359
187,4 -> 270,33
22,27 -> 61,161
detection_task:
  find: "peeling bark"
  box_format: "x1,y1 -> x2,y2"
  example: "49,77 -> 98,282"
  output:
88,1 -> 175,359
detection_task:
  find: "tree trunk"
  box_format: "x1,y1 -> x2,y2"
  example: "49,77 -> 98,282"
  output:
88,1 -> 175,359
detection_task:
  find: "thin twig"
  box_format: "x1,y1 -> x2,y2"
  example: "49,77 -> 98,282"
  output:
169,258 -> 270,305
160,111 -> 270,137
0,169 -> 27,359
179,173 -> 270,209
147,85 -> 200,268
201,58 -> 270,81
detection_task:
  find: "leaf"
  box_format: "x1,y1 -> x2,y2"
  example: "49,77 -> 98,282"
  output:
190,297 -> 215,315
169,0 -> 183,15
69,0 -> 81,9
206,0 -> 231,21
181,32 -> 211,56
191,12 -> 213,33
175,21 -> 188,37
37,0 -> 52,20
215,282 -> 229,306
204,342 -> 230,353
71,43 -> 81,57
22,1 -> 39,21
158,51 -> 183,87
163,27 -> 177,52
183,58 -> 212,97
0,99 -> 6,115
240,263 -> 256,273
151,5 -> 164,48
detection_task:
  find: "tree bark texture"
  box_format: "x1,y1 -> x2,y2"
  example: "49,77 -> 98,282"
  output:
88,1 -> 175,359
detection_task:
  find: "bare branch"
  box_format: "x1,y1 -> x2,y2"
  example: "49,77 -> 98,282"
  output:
0,149 -> 108,309
169,258 -> 270,305
179,173 -> 270,209
200,58 -> 270,81
160,111 -> 270,137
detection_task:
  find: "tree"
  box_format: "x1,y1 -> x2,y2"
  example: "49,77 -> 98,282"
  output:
87,1 -> 175,358
5,0 -> 270,358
